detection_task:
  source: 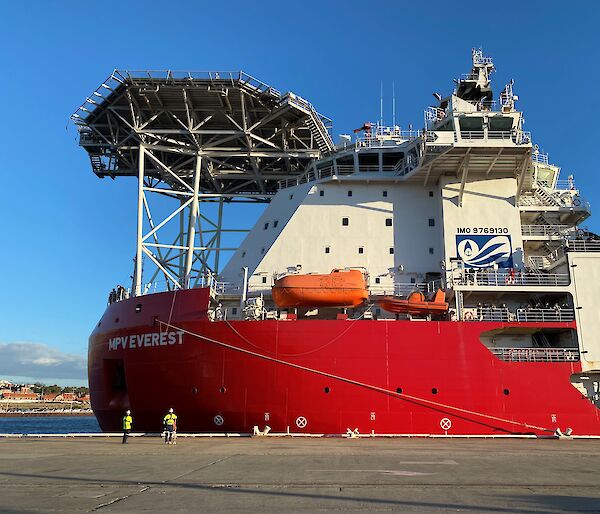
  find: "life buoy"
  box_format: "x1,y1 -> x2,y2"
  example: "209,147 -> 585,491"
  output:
464,312 -> 474,321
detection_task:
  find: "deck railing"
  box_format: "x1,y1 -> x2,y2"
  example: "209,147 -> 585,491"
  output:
452,270 -> 569,287
515,308 -> 575,322
566,240 -> 600,252
490,347 -> 579,362
521,224 -> 572,237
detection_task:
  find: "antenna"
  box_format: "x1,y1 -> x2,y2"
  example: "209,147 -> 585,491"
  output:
392,81 -> 396,127
380,81 -> 383,127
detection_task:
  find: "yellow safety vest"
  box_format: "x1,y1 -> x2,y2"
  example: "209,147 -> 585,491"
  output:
123,415 -> 132,430
163,413 -> 177,426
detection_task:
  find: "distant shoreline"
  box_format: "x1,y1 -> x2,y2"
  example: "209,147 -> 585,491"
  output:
0,410 -> 93,417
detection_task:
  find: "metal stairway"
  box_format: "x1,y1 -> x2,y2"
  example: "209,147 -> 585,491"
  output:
303,109 -> 334,154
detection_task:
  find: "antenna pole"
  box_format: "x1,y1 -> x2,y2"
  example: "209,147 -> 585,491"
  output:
380,81 -> 383,127
392,81 -> 396,127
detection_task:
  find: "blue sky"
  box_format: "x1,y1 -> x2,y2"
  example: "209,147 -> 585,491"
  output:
0,0 -> 599,385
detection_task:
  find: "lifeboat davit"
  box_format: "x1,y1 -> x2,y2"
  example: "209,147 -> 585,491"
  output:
272,269 -> 368,309
378,289 -> 449,316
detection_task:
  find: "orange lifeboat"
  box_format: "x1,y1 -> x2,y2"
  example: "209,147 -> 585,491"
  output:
378,289 -> 449,317
272,269 -> 368,309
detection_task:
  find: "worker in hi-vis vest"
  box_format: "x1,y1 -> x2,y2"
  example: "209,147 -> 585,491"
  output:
163,408 -> 178,444
122,410 -> 133,444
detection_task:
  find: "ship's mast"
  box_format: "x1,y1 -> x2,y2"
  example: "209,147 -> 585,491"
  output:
71,71 -> 333,295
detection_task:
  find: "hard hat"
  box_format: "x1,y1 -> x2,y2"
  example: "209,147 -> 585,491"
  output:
169,408 -> 173,413
126,410 -> 131,415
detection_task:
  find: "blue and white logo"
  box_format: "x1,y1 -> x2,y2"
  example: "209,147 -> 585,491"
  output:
456,235 -> 513,268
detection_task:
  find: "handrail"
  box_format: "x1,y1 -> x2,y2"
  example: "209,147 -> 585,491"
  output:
489,347 -> 579,362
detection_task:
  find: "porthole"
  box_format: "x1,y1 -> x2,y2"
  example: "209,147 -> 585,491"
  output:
503,388 -> 510,395
396,387 -> 403,394
324,387 -> 330,394
220,386 -> 226,394
192,387 -> 198,394
432,388 -> 438,395
115,318 -> 119,323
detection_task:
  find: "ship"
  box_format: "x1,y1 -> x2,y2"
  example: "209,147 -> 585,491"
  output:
72,49 -> 600,436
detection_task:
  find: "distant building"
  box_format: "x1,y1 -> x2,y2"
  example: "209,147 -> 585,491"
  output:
42,394 -> 59,402
2,392 -> 38,400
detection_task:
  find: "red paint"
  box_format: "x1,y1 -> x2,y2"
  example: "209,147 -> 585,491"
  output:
89,288 -> 600,435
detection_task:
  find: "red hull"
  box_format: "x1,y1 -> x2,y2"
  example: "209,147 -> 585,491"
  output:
89,289 -> 600,435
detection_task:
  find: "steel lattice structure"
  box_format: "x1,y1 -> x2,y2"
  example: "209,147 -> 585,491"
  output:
71,70 -> 333,294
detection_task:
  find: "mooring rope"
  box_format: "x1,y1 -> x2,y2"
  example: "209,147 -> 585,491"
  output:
159,319 -> 554,434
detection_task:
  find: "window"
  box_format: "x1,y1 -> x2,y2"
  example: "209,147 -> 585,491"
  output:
348,190 -> 353,197
429,191 -> 434,197
261,247 -> 265,254
231,307 -> 237,315
383,190 -> 388,197
135,304 -> 142,313
428,218 -> 435,227
429,247 -> 434,255
410,278 -> 416,284
375,277 -> 380,284
262,276 -> 267,284
358,247 -> 364,254
342,217 -> 349,226
264,222 -> 269,230
375,308 -> 381,315
385,218 -> 392,227
319,190 -> 324,197
289,194 -> 293,200
389,247 -> 394,254
241,251 -> 246,258
325,246 -> 330,254
273,220 -> 279,228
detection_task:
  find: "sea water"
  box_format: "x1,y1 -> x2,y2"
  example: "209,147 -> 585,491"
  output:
0,416 -> 100,434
